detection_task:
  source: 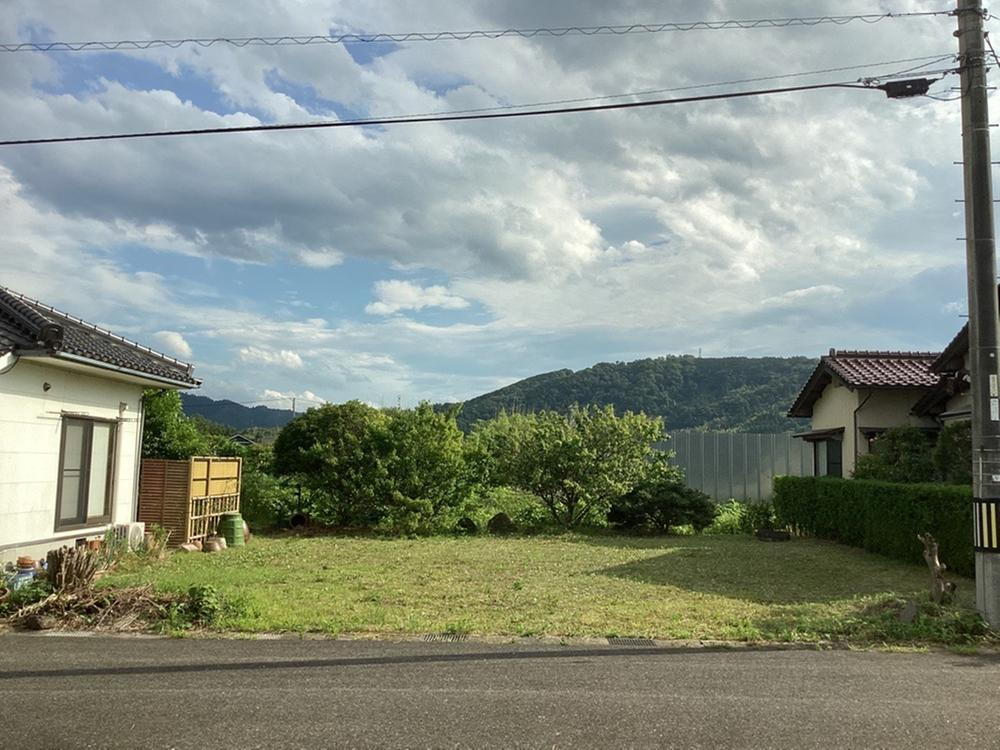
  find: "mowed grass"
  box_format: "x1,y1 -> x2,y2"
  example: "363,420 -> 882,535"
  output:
103,534 -> 985,644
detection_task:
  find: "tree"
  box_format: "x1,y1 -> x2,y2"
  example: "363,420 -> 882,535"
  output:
472,405 -> 667,527
378,403 -> 474,533
272,401 -> 390,527
141,389 -> 212,459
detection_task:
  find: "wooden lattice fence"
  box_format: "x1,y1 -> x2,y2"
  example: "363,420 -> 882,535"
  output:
138,456 -> 242,546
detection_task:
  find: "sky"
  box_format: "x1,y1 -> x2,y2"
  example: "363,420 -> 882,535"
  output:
0,1 -> 980,410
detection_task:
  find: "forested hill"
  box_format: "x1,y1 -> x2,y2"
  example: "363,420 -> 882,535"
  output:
443,356 -> 817,433
180,393 -> 294,430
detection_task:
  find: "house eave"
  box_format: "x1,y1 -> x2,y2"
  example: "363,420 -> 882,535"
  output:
18,350 -> 200,389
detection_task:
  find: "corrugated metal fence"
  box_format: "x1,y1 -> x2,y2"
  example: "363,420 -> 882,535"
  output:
666,431 -> 813,502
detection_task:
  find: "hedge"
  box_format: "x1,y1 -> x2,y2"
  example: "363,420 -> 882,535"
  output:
773,476 -> 974,578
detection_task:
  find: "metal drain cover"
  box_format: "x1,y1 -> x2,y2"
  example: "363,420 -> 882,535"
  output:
607,637 -> 655,647
423,633 -> 469,642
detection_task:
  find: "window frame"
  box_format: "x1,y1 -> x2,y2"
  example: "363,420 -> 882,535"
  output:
813,438 -> 844,478
54,416 -> 118,532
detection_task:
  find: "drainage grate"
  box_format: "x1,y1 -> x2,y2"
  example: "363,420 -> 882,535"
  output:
423,633 -> 469,643
607,637 -> 655,647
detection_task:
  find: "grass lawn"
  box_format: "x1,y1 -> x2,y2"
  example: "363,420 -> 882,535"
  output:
103,533 -> 987,644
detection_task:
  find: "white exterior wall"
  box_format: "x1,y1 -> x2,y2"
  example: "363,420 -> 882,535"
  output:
0,358 -> 145,564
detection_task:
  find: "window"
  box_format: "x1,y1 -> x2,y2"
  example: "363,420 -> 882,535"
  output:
814,439 -> 843,478
55,418 -> 116,530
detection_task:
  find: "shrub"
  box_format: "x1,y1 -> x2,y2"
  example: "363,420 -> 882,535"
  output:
0,579 -> 52,617
609,479 -> 716,533
462,487 -> 553,534
852,426 -> 935,483
705,500 -> 775,535
471,405 -> 669,528
239,444 -> 302,529
774,476 -> 973,577
934,421 -> 972,485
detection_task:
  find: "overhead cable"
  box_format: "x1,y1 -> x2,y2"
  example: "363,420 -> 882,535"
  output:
0,78 -> 947,147
0,11 -> 953,53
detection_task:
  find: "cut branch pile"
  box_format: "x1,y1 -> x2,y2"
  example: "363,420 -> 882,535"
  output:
45,545 -> 101,592
10,586 -> 181,632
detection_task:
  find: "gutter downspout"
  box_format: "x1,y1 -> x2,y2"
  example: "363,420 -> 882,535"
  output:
132,396 -> 146,522
853,390 -> 874,472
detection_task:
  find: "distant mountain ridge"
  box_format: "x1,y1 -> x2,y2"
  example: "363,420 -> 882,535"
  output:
180,393 -> 295,430
183,355 -> 817,433
440,355 -> 817,433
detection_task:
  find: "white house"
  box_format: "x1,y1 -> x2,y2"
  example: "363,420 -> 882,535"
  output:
0,286 -> 199,564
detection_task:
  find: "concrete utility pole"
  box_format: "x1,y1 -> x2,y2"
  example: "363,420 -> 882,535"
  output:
957,0 -> 1000,627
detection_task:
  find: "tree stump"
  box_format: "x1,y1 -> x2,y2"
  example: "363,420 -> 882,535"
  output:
917,533 -> 957,605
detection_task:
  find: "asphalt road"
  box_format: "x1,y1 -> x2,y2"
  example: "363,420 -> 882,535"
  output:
1,635 -> 998,749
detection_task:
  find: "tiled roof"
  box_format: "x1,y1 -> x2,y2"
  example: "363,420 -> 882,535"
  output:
823,350 -> 940,388
788,350 -> 939,418
0,286 -> 199,387
931,324 -> 968,373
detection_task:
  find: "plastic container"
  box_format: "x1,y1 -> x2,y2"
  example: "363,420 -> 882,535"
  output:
10,562 -> 37,591
219,512 -> 245,548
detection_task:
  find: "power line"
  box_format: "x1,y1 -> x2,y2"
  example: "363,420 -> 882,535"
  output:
0,11 -> 953,53
371,54 -> 957,122
0,76 -> 950,147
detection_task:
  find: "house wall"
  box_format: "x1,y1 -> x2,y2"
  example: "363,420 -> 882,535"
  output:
809,380 -> 938,476
0,358 -> 145,564
809,375 -> 859,474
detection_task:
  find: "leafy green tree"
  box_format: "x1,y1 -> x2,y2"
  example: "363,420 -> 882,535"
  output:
142,389 -> 213,459
853,426 -> 935,483
373,403 -> 474,533
472,405 -> 667,527
272,401 -> 390,527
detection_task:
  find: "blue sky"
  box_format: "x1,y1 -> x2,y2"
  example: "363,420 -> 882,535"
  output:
0,0 -> 974,409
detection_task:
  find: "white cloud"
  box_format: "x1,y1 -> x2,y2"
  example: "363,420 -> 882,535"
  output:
0,0 -> 975,404
152,330 -> 193,358
239,346 -> 304,369
366,280 -> 469,315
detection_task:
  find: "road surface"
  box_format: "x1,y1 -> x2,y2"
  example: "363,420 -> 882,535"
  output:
1,635 -> 998,749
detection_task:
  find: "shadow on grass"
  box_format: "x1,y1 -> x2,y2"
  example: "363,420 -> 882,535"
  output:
587,535 -> 941,605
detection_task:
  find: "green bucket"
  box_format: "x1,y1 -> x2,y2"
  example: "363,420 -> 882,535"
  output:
220,512 -> 245,547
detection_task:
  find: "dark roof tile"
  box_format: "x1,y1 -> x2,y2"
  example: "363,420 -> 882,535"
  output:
0,286 -> 199,387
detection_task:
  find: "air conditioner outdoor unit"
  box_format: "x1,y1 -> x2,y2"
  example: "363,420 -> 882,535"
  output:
112,522 -> 146,551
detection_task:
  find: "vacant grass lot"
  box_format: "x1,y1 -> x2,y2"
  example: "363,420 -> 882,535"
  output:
104,534 -> 985,644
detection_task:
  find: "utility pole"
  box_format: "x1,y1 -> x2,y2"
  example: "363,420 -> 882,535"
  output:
957,0 -> 1000,627
291,396 -> 296,414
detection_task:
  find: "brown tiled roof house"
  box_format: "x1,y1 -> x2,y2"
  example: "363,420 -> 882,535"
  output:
788,349 -> 942,478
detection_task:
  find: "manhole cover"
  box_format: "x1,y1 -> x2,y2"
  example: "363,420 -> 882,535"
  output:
423,633 -> 469,642
607,637 -> 655,647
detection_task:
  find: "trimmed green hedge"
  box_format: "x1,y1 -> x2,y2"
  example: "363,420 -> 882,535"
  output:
773,476 -> 974,578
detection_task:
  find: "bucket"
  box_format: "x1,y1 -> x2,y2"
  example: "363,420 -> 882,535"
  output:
220,513 -> 245,547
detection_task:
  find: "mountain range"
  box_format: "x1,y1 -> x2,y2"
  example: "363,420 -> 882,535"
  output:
182,355 -> 816,434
